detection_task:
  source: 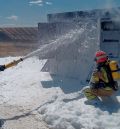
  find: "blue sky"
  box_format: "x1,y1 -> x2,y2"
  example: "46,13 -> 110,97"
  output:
0,0 -> 120,27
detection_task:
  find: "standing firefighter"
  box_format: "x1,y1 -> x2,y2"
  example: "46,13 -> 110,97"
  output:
84,50 -> 120,102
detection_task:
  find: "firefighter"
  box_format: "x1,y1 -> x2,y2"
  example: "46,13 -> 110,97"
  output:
0,58 -> 23,72
84,50 -> 120,101
0,65 -> 5,71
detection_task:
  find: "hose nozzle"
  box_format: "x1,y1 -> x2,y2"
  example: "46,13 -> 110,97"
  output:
5,58 -> 23,69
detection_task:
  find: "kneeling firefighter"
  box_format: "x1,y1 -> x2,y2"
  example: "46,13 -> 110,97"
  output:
84,50 -> 120,101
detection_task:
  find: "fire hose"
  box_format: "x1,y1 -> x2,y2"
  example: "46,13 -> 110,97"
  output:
0,58 -> 23,71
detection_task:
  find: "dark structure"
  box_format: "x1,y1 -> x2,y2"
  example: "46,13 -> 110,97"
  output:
0,27 -> 38,56
47,8 -> 120,23
0,27 -> 38,42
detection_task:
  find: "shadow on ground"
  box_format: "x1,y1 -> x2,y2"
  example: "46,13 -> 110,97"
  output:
0,98 -> 55,128
89,90 -> 120,114
41,74 -> 86,94
0,119 -> 4,128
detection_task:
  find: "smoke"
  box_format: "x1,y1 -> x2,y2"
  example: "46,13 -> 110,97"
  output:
105,0 -> 115,9
101,0 -> 120,22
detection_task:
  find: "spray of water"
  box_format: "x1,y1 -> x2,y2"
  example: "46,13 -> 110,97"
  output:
23,20 -> 98,61
23,27 -> 84,60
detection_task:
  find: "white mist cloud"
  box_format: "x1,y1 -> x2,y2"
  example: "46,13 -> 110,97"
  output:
104,0 -> 118,9
6,15 -> 18,21
103,0 -> 120,21
46,1 -> 52,5
29,0 -> 43,6
29,0 -> 52,6
105,0 -> 113,9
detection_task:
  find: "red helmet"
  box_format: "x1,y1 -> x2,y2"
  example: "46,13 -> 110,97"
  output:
95,51 -> 108,63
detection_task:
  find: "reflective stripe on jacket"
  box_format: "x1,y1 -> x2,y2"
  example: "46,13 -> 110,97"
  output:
90,67 -> 109,84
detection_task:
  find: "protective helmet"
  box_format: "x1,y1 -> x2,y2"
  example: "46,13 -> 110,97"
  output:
95,50 -> 108,63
